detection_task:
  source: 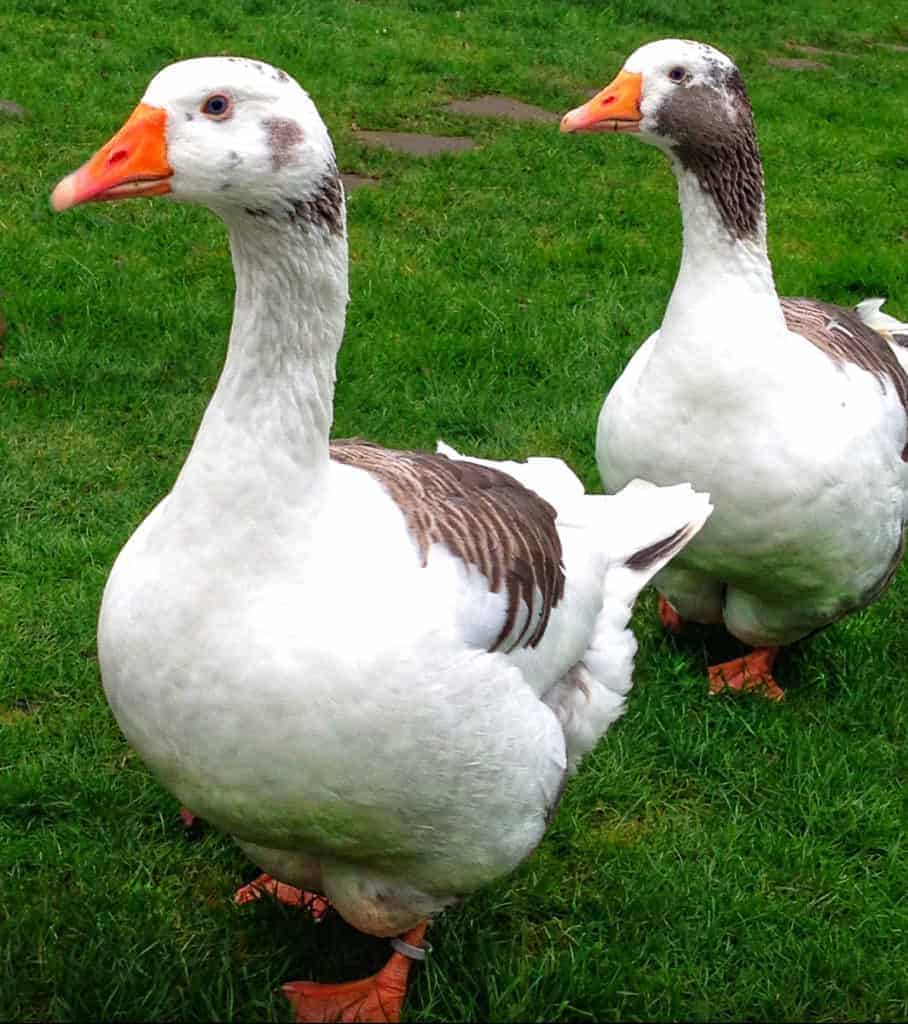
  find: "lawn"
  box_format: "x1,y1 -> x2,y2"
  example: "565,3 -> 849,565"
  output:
2,0 -> 907,1020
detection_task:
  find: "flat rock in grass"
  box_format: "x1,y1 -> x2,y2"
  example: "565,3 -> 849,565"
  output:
341,172 -> 381,192
443,95 -> 559,124
353,130 -> 474,156
768,57 -> 829,70
786,42 -> 859,58
0,99 -> 26,118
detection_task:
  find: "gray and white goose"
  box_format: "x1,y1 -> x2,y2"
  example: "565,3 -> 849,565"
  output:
52,57 -> 711,1022
562,39 -> 908,700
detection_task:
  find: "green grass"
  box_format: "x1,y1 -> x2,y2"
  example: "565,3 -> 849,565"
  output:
2,1 -> 907,1020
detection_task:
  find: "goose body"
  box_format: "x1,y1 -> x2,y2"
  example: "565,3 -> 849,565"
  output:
102,436 -> 704,930
53,56 -> 710,1018
562,40 -> 908,694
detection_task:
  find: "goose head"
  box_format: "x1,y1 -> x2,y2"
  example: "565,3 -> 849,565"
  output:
52,56 -> 343,235
562,40 -> 764,240
561,40 -> 753,152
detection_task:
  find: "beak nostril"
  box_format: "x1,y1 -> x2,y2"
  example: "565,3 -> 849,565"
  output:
107,148 -> 129,167
601,94 -> 616,107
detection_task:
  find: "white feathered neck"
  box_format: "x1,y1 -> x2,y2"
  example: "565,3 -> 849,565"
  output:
175,210 -> 349,504
662,159 -> 786,342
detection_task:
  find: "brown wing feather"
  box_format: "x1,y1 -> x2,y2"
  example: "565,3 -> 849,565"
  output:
781,296 -> 908,461
329,440 -> 566,652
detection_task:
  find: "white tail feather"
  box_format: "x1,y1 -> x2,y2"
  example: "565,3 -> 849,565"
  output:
577,479 -> 711,729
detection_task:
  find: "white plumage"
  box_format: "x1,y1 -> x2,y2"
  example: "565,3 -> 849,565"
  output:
563,39 -> 908,696
51,53 -> 711,1009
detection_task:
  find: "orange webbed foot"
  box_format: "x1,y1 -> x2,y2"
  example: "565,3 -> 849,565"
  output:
658,595 -> 683,634
235,873 -> 330,921
283,921 -> 428,1023
708,646 -> 783,701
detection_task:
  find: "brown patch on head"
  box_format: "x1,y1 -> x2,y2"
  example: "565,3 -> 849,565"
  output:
264,116 -> 304,171
329,440 -> 566,652
656,68 -> 764,239
781,296 -> 908,461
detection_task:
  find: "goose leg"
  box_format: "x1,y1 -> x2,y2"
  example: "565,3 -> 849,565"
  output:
708,646 -> 783,701
282,921 -> 428,1023
658,595 -> 683,634
235,873 -> 330,921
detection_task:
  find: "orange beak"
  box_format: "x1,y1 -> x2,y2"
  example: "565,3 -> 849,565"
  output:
51,103 -> 173,212
560,70 -> 643,134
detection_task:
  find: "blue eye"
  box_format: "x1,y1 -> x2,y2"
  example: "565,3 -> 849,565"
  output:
202,93 -> 232,118
668,66 -> 687,83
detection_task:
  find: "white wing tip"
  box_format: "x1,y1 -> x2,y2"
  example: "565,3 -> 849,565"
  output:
855,297 -> 887,315
436,439 -> 459,458
855,297 -> 908,336
623,477 -> 713,514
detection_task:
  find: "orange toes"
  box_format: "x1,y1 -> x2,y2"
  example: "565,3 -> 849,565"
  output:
179,806 -> 202,830
708,646 -> 783,701
235,873 -> 330,921
658,595 -> 683,634
283,974 -> 405,1024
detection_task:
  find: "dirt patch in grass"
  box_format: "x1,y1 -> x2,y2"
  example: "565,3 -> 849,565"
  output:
443,95 -> 559,124
0,698 -> 39,725
786,42 -> 860,58
0,99 -> 25,118
768,57 -> 829,70
352,130 -> 475,155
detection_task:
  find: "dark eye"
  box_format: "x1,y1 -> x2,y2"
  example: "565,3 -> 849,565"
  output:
668,66 -> 687,83
201,93 -> 232,119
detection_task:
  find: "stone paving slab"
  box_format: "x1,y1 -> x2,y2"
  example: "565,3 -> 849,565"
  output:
353,130 -> 475,156
443,95 -> 559,124
341,172 -> 381,192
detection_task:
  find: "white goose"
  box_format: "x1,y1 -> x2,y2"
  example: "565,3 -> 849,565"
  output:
562,39 -> 908,700
52,57 -> 711,1022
